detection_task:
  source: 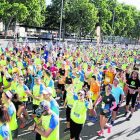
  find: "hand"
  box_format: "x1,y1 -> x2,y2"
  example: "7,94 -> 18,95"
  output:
76,81 -> 80,84
103,110 -> 109,113
63,105 -> 66,109
130,89 -> 134,94
28,123 -> 36,131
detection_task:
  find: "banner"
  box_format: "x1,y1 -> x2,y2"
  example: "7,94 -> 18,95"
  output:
97,26 -> 100,45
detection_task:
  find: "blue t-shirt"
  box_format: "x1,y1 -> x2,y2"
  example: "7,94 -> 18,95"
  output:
0,124 -> 9,139
50,99 -> 59,115
111,85 -> 124,104
8,103 -> 14,117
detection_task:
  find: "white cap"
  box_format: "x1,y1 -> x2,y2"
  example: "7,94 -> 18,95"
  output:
42,87 -> 53,95
62,61 -> 66,65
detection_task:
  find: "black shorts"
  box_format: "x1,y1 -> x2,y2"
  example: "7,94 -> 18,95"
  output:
13,101 -> 27,111
32,105 -> 39,114
100,109 -> 112,118
11,128 -> 18,139
57,83 -> 65,91
113,105 -> 119,111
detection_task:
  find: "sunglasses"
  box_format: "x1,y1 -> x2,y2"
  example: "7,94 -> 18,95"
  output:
106,87 -> 111,90
13,75 -> 17,77
19,79 -> 24,81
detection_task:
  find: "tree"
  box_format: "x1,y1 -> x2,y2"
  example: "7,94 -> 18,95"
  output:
0,0 -> 46,38
64,0 -> 98,40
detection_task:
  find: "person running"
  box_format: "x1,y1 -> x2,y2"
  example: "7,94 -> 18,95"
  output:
95,84 -> 117,136
0,106 -> 12,140
42,69 -> 56,98
69,88 -> 93,140
87,75 -> 100,122
110,78 -> 124,126
28,101 -> 59,140
2,90 -> 18,140
15,75 -> 32,128
124,71 -> 140,120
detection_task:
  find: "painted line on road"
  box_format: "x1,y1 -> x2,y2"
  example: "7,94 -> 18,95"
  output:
60,134 -> 70,140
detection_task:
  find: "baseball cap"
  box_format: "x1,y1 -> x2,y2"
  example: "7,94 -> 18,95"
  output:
77,90 -> 85,95
42,87 -> 53,95
62,61 -> 66,65
35,101 -> 50,116
35,75 -> 41,80
113,78 -> 119,83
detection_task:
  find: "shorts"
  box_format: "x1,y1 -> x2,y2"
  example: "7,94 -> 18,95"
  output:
57,83 -> 65,91
113,105 -> 119,111
14,101 -> 27,111
11,128 -> 18,139
100,109 -> 112,118
32,105 -> 39,114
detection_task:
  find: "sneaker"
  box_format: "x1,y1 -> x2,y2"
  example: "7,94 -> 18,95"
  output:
60,101 -> 64,106
20,121 -> 26,128
107,125 -> 112,133
110,120 -> 114,126
63,128 -> 70,133
91,117 -> 98,123
124,111 -> 129,117
86,116 -> 92,120
98,130 -> 104,136
26,118 -> 33,124
126,114 -> 132,120
136,103 -> 140,107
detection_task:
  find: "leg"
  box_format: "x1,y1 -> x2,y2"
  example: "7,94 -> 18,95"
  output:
17,106 -> 25,122
75,123 -> 84,140
70,119 -> 75,140
100,115 -> 104,131
23,108 -> 30,119
112,111 -> 116,121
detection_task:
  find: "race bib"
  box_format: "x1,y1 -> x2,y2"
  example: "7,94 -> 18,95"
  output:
102,102 -> 105,109
105,78 -> 110,82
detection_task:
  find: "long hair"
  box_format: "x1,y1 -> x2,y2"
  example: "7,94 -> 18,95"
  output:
131,71 -> 139,80
0,106 -> 10,124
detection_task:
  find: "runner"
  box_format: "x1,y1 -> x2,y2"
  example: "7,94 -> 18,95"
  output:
124,71 -> 140,120
95,84 -> 117,136
2,90 -> 18,140
110,78 -> 124,126
28,101 -> 59,140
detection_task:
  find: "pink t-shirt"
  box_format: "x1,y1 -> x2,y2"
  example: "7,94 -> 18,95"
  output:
49,66 -> 58,77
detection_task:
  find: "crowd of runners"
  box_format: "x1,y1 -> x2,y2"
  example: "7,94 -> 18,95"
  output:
0,40 -> 140,140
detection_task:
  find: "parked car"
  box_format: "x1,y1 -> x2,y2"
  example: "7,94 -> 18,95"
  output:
38,33 -> 54,40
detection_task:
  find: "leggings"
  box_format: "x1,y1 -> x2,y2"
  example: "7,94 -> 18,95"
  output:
66,105 -> 71,122
70,119 -> 84,140
63,90 -> 67,101
126,92 -> 138,108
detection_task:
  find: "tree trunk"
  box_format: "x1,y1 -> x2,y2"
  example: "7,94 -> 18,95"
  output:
13,21 -> 17,39
63,21 -> 65,42
5,17 -> 13,39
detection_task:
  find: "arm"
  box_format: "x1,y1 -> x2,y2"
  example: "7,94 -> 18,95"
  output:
4,137 -> 10,140
3,82 -> 11,89
109,101 -> 117,111
35,127 -> 54,138
96,96 -> 102,105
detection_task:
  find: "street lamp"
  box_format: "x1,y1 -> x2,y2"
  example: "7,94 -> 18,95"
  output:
110,1 -> 117,43
59,0 -> 63,42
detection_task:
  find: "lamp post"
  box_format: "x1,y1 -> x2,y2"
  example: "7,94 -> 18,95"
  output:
111,1 -> 117,43
59,0 -> 63,42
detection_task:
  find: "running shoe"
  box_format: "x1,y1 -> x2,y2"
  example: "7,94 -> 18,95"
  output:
110,120 -> 114,126
26,118 -> 33,124
91,117 -> 98,123
107,125 -> 112,133
20,121 -> 26,128
126,114 -> 132,120
124,111 -> 129,117
86,116 -> 93,120
98,130 -> 104,136
63,128 -> 70,133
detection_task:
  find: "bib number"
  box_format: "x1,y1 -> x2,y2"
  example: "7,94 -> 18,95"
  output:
102,102 -> 105,109
105,78 -> 110,82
